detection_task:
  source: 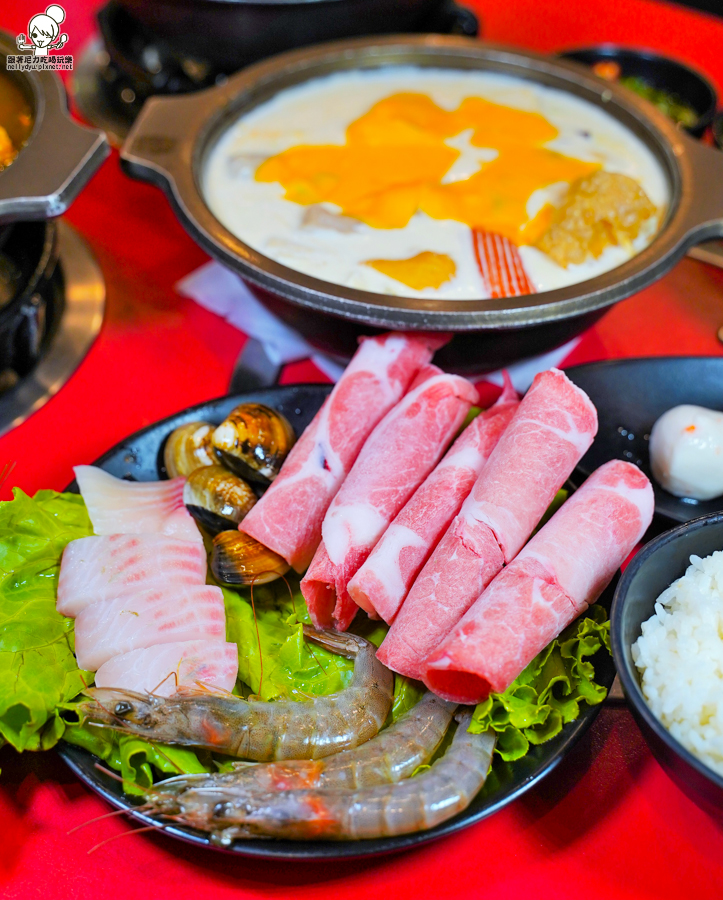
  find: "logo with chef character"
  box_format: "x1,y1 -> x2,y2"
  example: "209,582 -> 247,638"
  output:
7,5 -> 73,71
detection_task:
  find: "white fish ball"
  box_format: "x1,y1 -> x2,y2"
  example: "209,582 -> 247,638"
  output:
649,404 -> 723,501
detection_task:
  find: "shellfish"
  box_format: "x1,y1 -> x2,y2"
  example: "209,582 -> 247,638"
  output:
212,403 -> 295,484
183,466 -> 257,535
211,530 -> 290,586
164,422 -> 219,478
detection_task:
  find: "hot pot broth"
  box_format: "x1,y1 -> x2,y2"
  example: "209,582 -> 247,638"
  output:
0,72 -> 33,170
203,67 -> 669,301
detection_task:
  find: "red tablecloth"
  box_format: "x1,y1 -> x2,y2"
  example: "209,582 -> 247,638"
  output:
2,1 -> 723,897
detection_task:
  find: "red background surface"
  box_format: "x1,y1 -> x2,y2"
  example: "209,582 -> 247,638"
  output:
2,1 -> 723,896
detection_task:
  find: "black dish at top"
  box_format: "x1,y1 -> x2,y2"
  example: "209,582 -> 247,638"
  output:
565,357 -> 723,524
712,112 -> 723,152
612,512 -> 723,821
99,0 -> 478,120
559,45 -> 717,138
58,383 -> 615,860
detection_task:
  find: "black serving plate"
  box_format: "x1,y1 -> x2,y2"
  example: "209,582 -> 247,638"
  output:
57,384 -> 615,860
565,357 -> 723,524
559,46 -> 717,138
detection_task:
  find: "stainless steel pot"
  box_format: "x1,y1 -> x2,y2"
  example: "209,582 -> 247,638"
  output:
119,36 -> 723,373
0,33 -> 109,224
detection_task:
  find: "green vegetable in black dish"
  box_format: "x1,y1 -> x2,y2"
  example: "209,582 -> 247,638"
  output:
619,75 -> 699,128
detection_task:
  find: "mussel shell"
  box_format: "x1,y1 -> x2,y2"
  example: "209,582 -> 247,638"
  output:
164,421 -> 219,478
183,465 -> 257,536
211,530 -> 290,586
212,403 -> 295,484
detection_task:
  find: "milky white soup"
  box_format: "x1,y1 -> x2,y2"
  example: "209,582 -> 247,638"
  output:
203,67 -> 669,300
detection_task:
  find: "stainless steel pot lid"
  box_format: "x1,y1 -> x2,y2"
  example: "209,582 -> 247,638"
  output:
0,31 -> 109,225
120,35 -> 723,331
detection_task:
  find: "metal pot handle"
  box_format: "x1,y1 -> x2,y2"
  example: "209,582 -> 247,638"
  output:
0,71 -> 108,224
120,92 -> 209,195
677,136 -> 723,248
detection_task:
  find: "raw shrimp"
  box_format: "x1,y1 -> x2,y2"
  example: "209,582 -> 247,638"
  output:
154,692 -> 456,796
144,713 -> 495,842
78,627 -> 393,761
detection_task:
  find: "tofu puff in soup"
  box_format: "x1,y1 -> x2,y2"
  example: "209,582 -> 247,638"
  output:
203,68 -> 668,301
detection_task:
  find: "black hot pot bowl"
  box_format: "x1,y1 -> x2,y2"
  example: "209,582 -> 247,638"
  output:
120,35 -> 723,375
101,0 -> 478,114
611,513 -> 723,821
0,34 -> 107,381
0,32 -> 109,224
0,220 -> 61,387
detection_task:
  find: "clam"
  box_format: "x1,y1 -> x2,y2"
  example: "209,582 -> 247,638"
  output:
183,465 -> 257,535
164,421 -> 219,478
212,403 -> 295,484
211,530 -> 290,586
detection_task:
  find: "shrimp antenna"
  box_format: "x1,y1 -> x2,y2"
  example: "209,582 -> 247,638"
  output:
87,823 -> 164,855
280,572 -> 298,622
67,806 -> 141,835
147,741 -> 184,775
278,572 -> 329,676
148,670 -> 177,696
93,763 -> 148,794
0,460 -> 16,492
249,576 -> 264,699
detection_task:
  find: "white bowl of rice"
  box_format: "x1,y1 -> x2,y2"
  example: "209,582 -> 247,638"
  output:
612,512 -> 723,818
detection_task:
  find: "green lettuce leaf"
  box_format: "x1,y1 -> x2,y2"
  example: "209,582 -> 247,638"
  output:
0,489 -> 94,752
468,605 -> 610,760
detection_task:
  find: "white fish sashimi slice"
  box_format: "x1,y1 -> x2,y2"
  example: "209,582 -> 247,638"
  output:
73,466 -> 202,542
74,584 -> 226,671
94,640 -> 239,698
57,534 -> 208,618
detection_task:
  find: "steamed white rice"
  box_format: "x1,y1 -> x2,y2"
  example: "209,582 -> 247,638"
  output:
632,550 -> 723,778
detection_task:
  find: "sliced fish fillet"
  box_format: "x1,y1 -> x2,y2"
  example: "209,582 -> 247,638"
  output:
74,466 -> 201,542
57,533 -> 207,617
94,640 -> 239,698
74,584 -> 226,671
